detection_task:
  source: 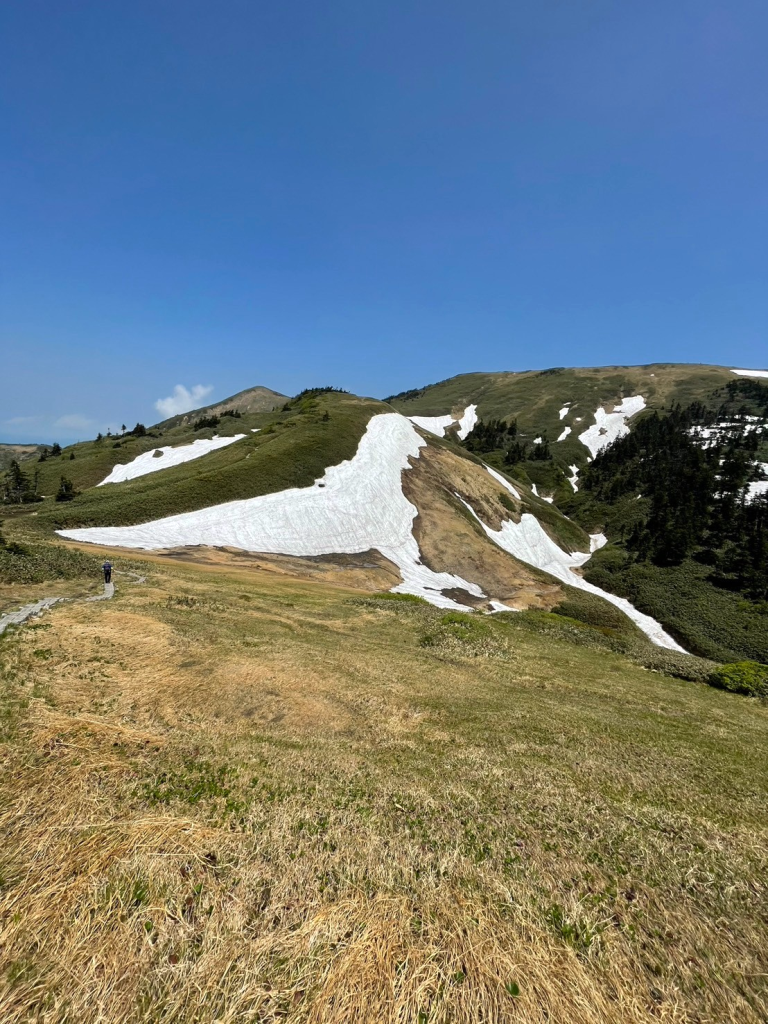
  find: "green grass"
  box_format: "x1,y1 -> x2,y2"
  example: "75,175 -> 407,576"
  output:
38,393 -> 384,529
0,540 -> 101,585
388,363 -> 740,474
0,559 -> 766,1022
584,550 -> 768,663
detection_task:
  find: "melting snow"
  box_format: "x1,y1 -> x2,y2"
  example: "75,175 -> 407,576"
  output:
460,503 -> 686,652
61,414 -> 487,611
409,404 -> 478,441
531,483 -> 554,504
746,464 -> 768,502
456,405 -> 479,440
409,413 -> 455,437
557,426 -> 571,442
689,421 -> 764,449
98,435 -> 246,486
568,465 -> 579,492
558,405 -> 570,420
578,396 -> 646,459
485,465 -> 521,500
589,532 -> 608,552
731,369 -> 768,379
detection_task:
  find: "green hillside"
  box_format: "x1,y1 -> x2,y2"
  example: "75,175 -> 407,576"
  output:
389,364 -> 741,488
38,391 -> 384,530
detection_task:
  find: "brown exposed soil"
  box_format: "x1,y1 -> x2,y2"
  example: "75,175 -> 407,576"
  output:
403,444 -> 562,610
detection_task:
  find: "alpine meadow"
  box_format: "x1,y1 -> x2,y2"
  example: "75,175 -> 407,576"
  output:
1,364 -> 767,1023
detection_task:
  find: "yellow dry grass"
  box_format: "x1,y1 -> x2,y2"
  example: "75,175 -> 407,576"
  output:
1,560 -> 766,1023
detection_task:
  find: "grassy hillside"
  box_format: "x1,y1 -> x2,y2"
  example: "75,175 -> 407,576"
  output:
0,444 -> 43,474
37,392 -> 383,530
388,364 -> 740,472
1,558 -> 765,1023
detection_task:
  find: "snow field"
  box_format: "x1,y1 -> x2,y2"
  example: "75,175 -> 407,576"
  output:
578,396 -> 646,459
459,502 -> 686,651
61,414 -> 489,611
731,369 -> 768,379
98,434 -> 246,485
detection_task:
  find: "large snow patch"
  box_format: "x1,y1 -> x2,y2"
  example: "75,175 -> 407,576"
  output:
460,503 -> 686,652
99,435 -> 246,486
60,414 -> 486,611
578,396 -> 646,459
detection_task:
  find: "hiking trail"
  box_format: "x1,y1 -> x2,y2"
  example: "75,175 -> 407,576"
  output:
0,571 -> 145,637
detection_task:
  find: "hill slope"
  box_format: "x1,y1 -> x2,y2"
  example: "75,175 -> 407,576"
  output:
389,364 -> 768,661
3,366 -> 766,661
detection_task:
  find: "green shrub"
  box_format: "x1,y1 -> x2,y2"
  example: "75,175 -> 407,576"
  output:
707,662 -> 768,698
0,542 -> 101,585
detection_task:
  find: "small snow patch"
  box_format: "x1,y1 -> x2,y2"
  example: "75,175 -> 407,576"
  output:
557,426 -> 571,442
533,437 -> 542,444
578,396 -> 646,459
568,465 -> 579,492
485,465 -> 521,500
409,404 -> 478,441
589,532 -> 608,552
457,404 -> 479,440
558,405 -> 570,420
98,435 -> 246,485
731,368 -> 768,379
746,464 -> 768,502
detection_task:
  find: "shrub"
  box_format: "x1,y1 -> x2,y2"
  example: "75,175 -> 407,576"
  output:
707,662 -> 768,698
55,477 -> 78,502
193,415 -> 220,430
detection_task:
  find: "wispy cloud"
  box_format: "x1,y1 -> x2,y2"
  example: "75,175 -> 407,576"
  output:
54,414 -> 94,431
4,415 -> 43,426
155,384 -> 213,418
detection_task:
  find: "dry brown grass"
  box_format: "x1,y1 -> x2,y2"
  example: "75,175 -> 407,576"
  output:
1,561 -> 766,1023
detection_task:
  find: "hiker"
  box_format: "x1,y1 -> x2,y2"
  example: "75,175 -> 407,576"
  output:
102,560 -> 113,584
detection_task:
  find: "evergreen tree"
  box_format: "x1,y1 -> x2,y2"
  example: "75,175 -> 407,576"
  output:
2,460 -> 40,504
55,476 -> 78,502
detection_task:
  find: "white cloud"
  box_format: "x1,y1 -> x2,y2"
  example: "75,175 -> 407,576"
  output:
54,414 -> 94,431
5,415 -> 42,426
155,384 -> 214,418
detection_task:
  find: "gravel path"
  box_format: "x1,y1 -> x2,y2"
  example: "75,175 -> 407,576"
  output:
0,571 -> 145,637
0,597 -> 64,637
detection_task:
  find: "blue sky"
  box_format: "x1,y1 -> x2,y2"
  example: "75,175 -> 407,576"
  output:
2,1 -> 766,442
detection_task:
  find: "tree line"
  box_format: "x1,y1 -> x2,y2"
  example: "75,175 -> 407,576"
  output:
581,398 -> 767,599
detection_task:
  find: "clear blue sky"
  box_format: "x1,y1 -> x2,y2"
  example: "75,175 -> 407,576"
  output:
2,1 -> 766,441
